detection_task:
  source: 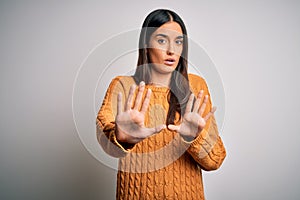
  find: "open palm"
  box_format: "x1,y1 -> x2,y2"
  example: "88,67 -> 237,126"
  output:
168,90 -> 216,140
115,82 -> 165,144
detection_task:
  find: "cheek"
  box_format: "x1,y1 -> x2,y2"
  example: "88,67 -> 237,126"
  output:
149,49 -> 164,63
175,47 -> 183,57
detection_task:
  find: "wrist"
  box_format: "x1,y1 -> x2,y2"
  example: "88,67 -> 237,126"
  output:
181,134 -> 195,142
115,125 -> 127,143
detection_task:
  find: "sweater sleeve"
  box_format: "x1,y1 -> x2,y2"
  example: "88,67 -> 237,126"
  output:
181,74 -> 226,171
96,76 -> 136,158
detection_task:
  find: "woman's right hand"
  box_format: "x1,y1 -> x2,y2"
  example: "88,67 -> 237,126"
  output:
115,81 -> 166,144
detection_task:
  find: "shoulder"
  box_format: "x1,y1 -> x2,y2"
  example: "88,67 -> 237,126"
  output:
188,73 -> 212,105
111,75 -> 135,83
188,73 -> 206,82
109,75 -> 136,87
106,76 -> 136,94
188,73 -> 208,91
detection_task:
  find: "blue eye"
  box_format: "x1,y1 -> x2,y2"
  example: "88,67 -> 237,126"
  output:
158,39 -> 166,44
176,40 -> 183,45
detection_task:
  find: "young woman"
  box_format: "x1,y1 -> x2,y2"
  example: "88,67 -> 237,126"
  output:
96,9 -> 226,200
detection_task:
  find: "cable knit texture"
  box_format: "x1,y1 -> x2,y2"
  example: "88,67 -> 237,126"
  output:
96,74 -> 226,200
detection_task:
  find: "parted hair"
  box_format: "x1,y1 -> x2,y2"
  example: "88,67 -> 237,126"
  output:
133,9 -> 192,126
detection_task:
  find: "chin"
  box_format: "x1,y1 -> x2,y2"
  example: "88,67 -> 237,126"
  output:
150,62 -> 178,74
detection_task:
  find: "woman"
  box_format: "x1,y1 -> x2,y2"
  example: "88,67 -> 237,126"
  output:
96,9 -> 226,200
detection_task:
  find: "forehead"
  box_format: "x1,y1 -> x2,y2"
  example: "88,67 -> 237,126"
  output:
153,21 -> 183,37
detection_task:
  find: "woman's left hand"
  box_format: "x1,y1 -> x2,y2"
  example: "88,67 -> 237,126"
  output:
168,90 -> 216,140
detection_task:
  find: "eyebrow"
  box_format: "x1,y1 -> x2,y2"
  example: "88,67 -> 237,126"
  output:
155,33 -> 184,39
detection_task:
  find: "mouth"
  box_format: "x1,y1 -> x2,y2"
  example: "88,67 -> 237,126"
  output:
164,58 -> 176,66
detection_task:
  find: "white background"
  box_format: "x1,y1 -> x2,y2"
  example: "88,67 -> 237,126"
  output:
0,1 -> 300,199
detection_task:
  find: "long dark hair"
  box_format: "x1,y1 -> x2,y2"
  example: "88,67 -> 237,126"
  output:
133,9 -> 191,126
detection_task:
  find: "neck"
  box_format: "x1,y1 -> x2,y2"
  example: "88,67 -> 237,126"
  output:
149,70 -> 172,88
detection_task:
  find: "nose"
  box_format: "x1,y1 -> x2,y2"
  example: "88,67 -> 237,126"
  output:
167,43 -> 174,55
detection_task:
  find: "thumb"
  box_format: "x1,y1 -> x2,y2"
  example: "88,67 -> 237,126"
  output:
168,124 -> 180,131
151,124 -> 166,134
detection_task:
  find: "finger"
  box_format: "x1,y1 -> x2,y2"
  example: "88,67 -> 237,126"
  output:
199,95 -> 208,116
117,92 -> 122,114
125,84 -> 136,111
133,81 -> 145,110
185,93 -> 194,115
151,124 -> 166,134
140,88 -> 152,114
204,106 -> 217,121
168,124 -> 180,131
192,90 -> 203,113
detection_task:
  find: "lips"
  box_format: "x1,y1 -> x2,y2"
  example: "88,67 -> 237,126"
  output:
164,58 -> 176,66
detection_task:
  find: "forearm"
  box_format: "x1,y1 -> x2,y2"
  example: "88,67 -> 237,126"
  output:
95,76 -> 136,157
181,116 -> 226,171
96,118 -> 135,158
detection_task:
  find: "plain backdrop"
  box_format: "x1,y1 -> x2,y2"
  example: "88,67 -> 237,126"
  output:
1,1 -> 300,200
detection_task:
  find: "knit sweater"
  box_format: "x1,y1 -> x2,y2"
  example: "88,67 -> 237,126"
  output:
96,73 -> 226,200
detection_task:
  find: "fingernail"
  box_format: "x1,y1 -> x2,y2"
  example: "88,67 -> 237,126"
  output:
140,81 -> 145,86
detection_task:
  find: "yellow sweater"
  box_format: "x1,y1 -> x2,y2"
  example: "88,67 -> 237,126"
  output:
96,74 -> 226,200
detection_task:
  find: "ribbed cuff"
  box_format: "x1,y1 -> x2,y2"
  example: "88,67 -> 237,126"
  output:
110,131 -> 136,153
180,128 -> 214,159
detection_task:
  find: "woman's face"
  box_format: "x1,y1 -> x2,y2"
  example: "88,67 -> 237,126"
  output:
148,21 -> 184,74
